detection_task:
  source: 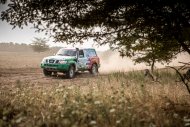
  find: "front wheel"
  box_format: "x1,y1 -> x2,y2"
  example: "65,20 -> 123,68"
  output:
90,64 -> 98,76
66,66 -> 75,79
43,69 -> 52,76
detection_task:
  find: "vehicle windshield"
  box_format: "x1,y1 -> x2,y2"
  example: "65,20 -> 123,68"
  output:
56,49 -> 76,56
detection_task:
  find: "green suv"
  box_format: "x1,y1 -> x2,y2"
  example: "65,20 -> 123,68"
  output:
41,48 -> 100,78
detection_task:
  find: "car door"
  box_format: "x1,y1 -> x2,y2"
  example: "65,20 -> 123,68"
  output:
86,49 -> 100,66
77,50 -> 88,70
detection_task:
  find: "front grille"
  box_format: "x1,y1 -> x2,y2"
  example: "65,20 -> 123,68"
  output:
45,59 -> 59,64
49,59 -> 55,63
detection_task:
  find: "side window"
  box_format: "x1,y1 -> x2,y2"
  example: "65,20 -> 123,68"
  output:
86,49 -> 97,57
79,50 -> 84,58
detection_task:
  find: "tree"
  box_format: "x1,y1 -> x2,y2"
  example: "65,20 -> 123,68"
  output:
30,37 -> 49,53
0,0 -> 6,4
132,40 -> 178,72
1,0 -> 190,67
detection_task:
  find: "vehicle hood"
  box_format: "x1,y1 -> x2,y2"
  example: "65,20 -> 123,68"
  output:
44,55 -> 76,60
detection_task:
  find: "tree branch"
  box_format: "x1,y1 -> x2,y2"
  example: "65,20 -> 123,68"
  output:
167,66 -> 190,94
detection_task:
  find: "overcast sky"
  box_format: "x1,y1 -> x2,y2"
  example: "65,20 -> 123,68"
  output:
0,3 -> 56,46
0,3 -> 109,51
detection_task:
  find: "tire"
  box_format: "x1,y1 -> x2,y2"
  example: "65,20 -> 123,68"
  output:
43,69 -> 52,76
66,65 -> 75,79
90,64 -> 98,75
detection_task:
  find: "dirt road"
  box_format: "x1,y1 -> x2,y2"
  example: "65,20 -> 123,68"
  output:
0,67 -> 100,87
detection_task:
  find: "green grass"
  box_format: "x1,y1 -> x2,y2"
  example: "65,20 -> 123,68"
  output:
0,71 -> 190,127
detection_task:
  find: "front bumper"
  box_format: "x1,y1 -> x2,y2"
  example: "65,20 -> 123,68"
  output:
41,63 -> 70,72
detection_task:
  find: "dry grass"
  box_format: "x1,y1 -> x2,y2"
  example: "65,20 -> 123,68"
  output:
0,51 -> 190,127
0,51 -> 51,68
1,71 -> 190,127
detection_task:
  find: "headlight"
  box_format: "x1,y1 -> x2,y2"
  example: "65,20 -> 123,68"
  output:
58,60 -> 67,64
41,58 -> 46,63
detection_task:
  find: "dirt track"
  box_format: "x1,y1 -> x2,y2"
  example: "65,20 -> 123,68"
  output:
0,67 -> 100,86
0,51 -> 104,87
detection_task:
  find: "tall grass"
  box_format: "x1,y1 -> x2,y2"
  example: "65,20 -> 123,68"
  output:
0,70 -> 190,127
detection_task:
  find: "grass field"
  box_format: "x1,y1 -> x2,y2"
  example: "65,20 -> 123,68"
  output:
0,51 -> 190,127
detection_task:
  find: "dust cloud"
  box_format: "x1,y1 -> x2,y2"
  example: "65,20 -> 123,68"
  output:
0,43 -> 189,73
97,51 -> 190,73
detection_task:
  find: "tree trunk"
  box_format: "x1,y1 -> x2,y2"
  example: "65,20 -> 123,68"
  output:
151,59 -> 155,73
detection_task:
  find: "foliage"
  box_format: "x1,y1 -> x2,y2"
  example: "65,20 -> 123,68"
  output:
30,37 -> 49,53
0,0 -> 6,4
0,0 -> 190,66
0,71 -> 190,127
129,39 -> 179,72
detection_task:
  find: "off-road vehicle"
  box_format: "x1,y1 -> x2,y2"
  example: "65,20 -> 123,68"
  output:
40,48 -> 100,78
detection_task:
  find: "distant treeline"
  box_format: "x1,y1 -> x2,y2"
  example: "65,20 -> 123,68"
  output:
0,42 -> 33,52
0,42 -> 61,53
